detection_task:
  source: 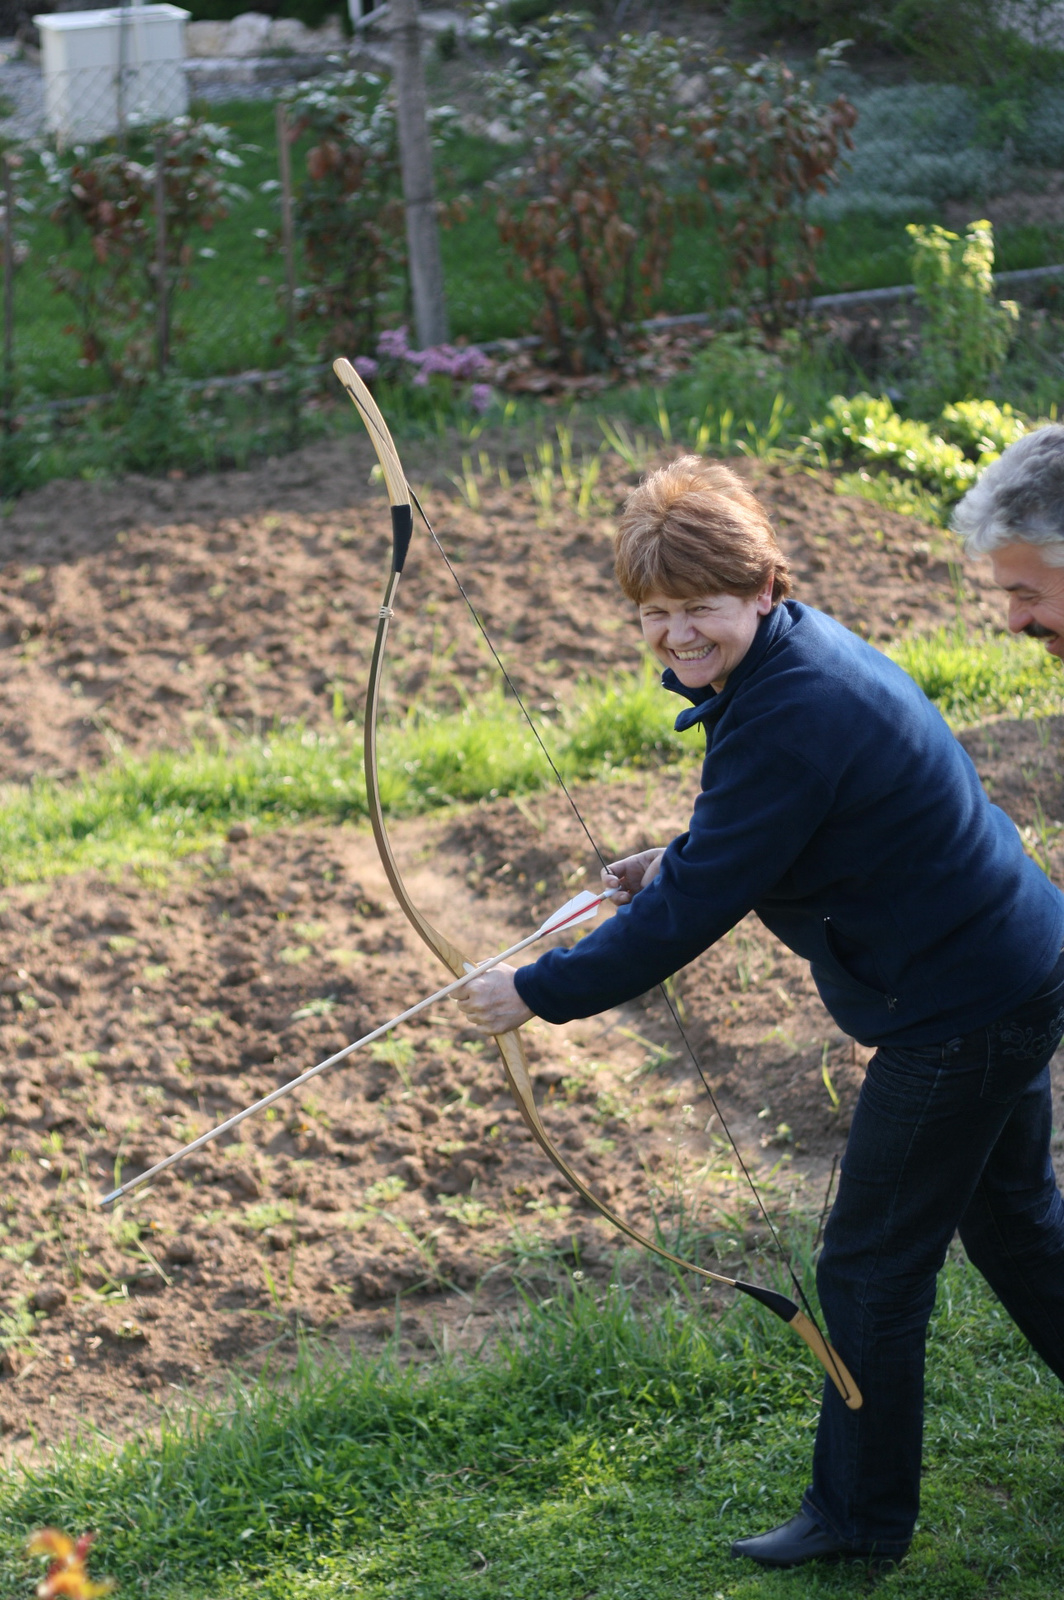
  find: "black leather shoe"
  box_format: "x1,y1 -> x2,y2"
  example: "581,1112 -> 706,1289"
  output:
730,1510 -> 907,1569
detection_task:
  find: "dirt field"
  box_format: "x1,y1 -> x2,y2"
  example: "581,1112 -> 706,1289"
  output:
0,437 -> 1003,780
0,433 -> 1061,1459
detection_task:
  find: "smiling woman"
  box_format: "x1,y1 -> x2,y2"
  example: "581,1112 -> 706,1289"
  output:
460,451 -> 1064,1573
635,589 -> 773,694
613,459 -> 787,692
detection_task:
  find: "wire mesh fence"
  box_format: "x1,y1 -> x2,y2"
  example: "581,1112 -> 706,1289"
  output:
0,95 -> 322,488
42,59 -> 189,147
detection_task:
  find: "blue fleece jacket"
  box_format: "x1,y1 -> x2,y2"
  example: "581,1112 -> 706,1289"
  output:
514,601 -> 1064,1046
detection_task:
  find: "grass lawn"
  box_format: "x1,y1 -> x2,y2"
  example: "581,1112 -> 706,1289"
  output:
1,1255 -> 1061,1598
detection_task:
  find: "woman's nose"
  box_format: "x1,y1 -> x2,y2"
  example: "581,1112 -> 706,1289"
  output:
665,614 -> 696,644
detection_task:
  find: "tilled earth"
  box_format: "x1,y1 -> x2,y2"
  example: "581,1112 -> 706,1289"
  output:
0,435 -> 1004,780
0,432 -> 1060,1458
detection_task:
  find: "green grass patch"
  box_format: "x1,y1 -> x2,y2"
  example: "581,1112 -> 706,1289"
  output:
0,631 -> 1058,884
887,626 -> 1064,726
0,668 -> 690,884
2,1256 -> 1063,1597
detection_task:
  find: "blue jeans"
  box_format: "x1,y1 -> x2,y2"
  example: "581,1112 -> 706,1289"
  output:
803,952 -> 1064,1554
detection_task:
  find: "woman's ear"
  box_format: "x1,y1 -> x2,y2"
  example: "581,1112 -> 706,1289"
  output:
756,576 -> 775,615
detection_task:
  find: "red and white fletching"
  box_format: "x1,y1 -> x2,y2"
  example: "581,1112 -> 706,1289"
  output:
536,888 -> 614,937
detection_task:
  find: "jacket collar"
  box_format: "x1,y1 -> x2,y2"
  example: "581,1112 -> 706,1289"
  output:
663,601 -> 794,732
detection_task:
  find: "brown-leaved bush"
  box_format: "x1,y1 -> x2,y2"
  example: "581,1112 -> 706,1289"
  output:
478,10 -> 689,373
43,119 -> 241,386
281,72 -> 405,359
281,72 -> 459,359
693,45 -> 857,328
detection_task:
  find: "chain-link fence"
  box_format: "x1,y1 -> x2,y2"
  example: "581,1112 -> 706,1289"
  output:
42,59 -> 189,146
0,98 -> 323,488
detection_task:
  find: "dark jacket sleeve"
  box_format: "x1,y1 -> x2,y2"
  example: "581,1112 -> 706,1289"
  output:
514,724 -> 836,1024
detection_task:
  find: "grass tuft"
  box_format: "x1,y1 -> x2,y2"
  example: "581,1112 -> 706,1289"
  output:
0,636 -> 1060,883
887,625 -> 1064,726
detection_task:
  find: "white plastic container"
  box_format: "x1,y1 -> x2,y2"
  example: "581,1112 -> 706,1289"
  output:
34,5 -> 190,146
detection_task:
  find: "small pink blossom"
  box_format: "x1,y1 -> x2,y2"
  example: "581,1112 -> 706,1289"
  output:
470,383 -> 494,413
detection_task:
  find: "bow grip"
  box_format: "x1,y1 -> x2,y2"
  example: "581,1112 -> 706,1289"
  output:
391,504 -> 413,573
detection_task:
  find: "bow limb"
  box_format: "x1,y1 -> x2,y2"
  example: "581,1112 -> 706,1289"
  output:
333,357 -> 861,1411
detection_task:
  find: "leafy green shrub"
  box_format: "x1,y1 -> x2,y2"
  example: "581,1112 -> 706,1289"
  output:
939,398 -> 1027,456
811,393 -> 1032,520
693,44 -> 856,327
907,219 -> 1018,401
811,393 -> 978,500
477,11 -> 688,371
42,119 -> 243,387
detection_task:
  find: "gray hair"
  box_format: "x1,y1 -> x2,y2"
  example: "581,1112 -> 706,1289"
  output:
953,423 -> 1064,566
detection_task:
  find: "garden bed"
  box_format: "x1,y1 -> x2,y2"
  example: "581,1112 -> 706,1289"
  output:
0,436 -> 1061,1460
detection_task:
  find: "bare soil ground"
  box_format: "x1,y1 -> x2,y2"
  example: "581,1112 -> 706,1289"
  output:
0,437 -> 1003,780
0,434 -> 1059,1462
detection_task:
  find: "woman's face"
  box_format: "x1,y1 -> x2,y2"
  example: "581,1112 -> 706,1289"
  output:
638,584 -> 774,691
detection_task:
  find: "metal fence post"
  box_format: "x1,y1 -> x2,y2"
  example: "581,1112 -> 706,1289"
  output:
2,154 -> 15,434
276,101 -> 299,447
154,134 -> 168,377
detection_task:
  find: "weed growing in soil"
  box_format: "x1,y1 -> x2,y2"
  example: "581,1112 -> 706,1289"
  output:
887,626 -> 1064,725
0,1253 -> 1060,1598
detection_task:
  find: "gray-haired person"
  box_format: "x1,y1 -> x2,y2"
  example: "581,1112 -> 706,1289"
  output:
954,422 -> 1064,649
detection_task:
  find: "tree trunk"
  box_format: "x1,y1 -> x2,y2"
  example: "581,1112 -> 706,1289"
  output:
390,0 -> 448,349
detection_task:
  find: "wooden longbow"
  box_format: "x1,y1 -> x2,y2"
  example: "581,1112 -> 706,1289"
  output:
334,356 -> 861,1410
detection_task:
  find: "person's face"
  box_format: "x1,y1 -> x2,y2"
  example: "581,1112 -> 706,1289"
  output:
990,541 -> 1064,660
638,584 -> 774,691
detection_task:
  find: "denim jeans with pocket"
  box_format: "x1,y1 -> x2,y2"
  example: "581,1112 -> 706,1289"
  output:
802,950 -> 1064,1554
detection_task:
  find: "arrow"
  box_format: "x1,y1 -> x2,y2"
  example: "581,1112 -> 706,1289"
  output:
97,888 -> 616,1207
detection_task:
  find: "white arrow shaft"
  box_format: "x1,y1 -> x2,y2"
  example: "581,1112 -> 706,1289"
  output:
98,891 -> 614,1206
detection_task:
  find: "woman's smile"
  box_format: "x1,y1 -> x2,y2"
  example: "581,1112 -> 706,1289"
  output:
638,586 -> 774,690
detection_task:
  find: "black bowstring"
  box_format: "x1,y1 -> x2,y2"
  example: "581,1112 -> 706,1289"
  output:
815,1152 -> 840,1254
352,392 -> 839,1369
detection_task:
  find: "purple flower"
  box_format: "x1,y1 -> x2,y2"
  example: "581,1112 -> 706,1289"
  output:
418,346 -> 459,376
377,325 -> 411,361
353,355 -> 379,380
470,383 -> 494,413
452,347 -> 489,379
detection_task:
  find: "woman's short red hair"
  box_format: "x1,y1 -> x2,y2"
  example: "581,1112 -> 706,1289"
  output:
614,455 -> 792,605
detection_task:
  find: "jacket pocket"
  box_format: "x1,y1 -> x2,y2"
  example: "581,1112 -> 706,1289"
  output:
820,917 -> 897,1011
